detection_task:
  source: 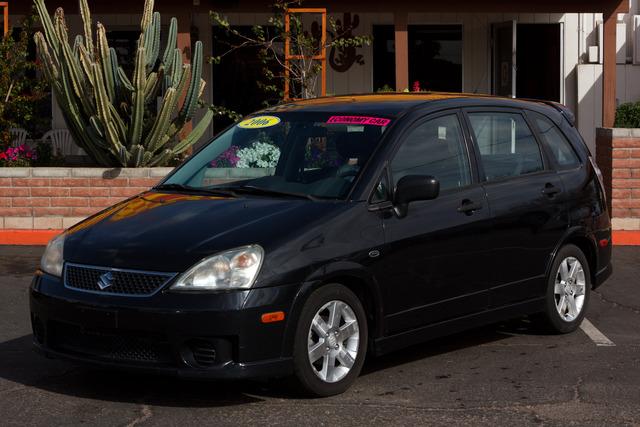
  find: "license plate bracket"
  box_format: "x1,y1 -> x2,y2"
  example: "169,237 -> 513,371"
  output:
74,306 -> 118,329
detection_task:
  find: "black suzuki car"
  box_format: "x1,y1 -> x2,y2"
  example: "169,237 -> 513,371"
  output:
31,94 -> 612,396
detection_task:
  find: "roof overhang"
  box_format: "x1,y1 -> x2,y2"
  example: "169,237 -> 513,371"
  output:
11,0 -> 629,15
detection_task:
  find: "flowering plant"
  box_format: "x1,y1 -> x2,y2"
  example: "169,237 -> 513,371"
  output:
236,141 -> 280,168
0,144 -> 37,167
210,145 -> 240,167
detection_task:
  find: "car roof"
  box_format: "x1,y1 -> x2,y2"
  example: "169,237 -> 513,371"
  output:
260,92 -> 564,118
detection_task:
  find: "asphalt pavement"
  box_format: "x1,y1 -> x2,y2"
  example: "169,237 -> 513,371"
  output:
0,245 -> 638,426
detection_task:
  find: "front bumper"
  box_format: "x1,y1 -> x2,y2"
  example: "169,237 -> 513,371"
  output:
29,272 -> 300,379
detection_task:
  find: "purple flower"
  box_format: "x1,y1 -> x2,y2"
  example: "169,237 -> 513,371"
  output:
210,145 -> 240,168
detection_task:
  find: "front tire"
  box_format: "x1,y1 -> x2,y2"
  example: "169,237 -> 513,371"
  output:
540,244 -> 591,334
292,284 -> 368,397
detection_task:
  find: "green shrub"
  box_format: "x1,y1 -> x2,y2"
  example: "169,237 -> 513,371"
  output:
33,140 -> 64,166
376,84 -> 394,93
614,102 -> 640,128
0,13 -> 50,141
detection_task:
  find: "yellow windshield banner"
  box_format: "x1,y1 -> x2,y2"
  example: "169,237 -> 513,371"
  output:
237,116 -> 281,129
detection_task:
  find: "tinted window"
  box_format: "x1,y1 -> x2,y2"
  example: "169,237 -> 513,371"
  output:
391,115 -> 471,191
530,112 -> 581,168
468,112 -> 543,181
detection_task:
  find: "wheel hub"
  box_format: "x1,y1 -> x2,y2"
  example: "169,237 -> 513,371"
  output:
325,332 -> 338,349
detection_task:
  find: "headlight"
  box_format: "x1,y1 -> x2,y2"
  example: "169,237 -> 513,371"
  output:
40,233 -> 65,277
171,245 -> 264,291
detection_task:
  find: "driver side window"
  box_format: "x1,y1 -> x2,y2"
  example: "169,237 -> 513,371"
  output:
390,114 -> 471,192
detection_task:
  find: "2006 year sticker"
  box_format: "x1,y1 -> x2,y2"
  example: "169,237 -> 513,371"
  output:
237,116 -> 281,129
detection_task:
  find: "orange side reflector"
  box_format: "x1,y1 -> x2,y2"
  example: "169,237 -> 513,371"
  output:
261,311 -> 285,324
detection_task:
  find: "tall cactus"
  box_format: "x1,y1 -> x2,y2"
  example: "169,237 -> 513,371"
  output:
33,0 -> 213,167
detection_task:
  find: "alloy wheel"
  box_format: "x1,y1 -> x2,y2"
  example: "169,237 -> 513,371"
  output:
307,300 -> 360,383
554,256 -> 586,322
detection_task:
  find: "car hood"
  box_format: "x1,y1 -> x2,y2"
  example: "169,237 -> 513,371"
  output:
64,191 -> 341,273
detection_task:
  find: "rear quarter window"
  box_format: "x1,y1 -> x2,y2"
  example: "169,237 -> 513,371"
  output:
529,111 -> 581,169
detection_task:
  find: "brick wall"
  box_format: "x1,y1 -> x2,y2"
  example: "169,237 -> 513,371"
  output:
3,148 -> 639,232
596,128 -> 640,230
0,168 -> 173,230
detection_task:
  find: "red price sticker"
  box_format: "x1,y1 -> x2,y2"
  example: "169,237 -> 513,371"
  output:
327,116 -> 391,126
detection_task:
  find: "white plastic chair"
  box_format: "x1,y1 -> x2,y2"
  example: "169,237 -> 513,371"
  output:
42,129 -> 85,156
9,128 -> 28,147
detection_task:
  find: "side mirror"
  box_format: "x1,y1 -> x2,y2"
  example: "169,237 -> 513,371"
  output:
393,175 -> 439,216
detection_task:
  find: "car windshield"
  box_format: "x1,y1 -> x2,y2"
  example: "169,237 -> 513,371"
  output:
163,112 -> 392,199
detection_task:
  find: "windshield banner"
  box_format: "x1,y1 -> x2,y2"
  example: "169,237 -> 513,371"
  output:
327,116 -> 391,127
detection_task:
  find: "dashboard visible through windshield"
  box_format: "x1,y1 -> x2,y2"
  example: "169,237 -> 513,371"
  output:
163,112 -> 392,199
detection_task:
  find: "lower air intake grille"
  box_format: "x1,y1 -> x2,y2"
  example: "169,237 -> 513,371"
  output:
50,322 -> 174,365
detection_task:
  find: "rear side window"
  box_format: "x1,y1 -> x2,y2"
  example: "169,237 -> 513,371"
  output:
391,114 -> 471,192
529,112 -> 581,169
467,112 -> 543,181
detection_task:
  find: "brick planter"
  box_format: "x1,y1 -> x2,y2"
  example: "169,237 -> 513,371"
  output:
0,167 -> 173,230
596,128 -> 640,230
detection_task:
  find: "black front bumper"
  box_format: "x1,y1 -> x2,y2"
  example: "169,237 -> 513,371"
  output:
30,272 -> 301,380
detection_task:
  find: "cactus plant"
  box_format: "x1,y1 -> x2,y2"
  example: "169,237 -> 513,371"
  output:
33,0 -> 213,167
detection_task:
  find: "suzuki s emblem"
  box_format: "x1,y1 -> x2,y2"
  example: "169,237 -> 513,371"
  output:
97,271 -> 114,290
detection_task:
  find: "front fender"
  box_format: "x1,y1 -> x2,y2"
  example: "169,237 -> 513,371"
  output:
279,261 -> 385,358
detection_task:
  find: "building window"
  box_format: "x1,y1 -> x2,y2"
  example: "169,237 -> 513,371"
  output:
409,25 -> 462,92
212,25 -> 280,132
372,25 -> 395,92
373,24 -> 462,92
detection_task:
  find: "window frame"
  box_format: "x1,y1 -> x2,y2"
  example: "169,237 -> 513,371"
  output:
384,109 -> 479,197
367,165 -> 393,207
524,109 -> 583,172
461,106 -> 552,184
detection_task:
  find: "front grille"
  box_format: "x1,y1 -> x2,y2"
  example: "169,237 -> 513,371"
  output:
50,321 -> 174,365
64,263 -> 176,296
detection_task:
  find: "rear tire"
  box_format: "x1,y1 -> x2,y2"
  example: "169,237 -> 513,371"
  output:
540,244 -> 591,334
292,284 -> 368,397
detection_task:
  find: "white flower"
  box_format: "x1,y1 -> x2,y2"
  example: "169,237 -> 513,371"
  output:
236,141 -> 281,168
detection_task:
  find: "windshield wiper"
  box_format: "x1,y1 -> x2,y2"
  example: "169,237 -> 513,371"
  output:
153,183 -> 237,197
213,185 -> 321,201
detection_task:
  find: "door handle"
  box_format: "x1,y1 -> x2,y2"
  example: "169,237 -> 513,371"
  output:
457,199 -> 483,215
542,183 -> 561,197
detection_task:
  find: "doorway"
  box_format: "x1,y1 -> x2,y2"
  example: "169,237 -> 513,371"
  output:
492,22 -> 562,102
517,24 -> 561,102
